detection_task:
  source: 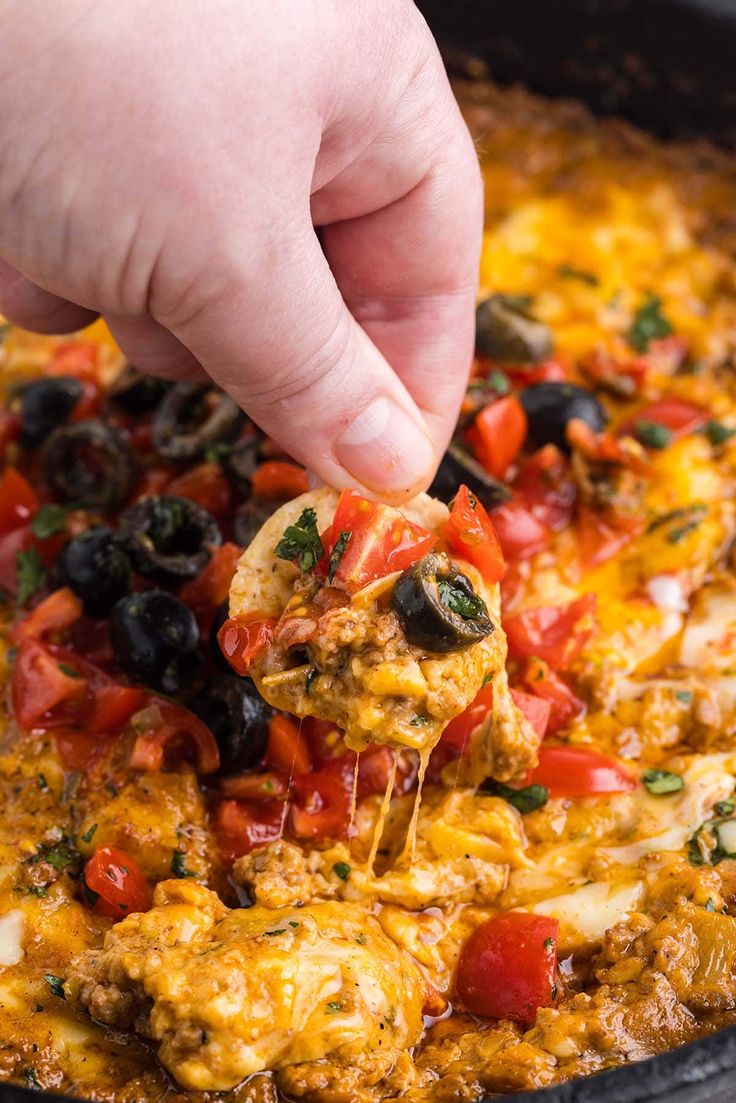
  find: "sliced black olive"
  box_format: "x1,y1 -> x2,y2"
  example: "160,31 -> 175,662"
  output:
225,431 -> 263,490
152,381 -> 245,460
18,376 -> 83,448
233,497 -> 287,549
190,674 -> 271,773
110,589 -> 202,694
475,295 -> 552,363
391,551 -> 494,653
41,419 -> 135,509
210,600 -> 233,671
117,494 -> 222,583
520,382 -> 608,453
57,525 -> 132,617
430,442 -> 510,511
108,365 -> 171,412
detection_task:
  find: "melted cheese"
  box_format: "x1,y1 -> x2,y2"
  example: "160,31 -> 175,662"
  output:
0,910 -> 24,966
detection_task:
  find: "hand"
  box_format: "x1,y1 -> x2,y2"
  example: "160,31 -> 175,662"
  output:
0,0 -> 482,501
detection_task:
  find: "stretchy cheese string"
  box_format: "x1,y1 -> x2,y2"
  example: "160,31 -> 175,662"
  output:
366,755 -> 398,874
278,715 -> 307,840
349,753 -> 360,838
400,746 -> 430,865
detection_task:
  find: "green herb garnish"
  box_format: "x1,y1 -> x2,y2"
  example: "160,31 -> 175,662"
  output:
37,774 -> 47,790
30,504 -> 67,539
705,420 -> 736,447
642,768 -> 683,796
16,548 -> 47,605
305,667 -> 318,693
558,264 -> 599,286
325,1001 -> 343,1014
627,293 -> 673,353
333,862 -> 351,882
716,800 -> 735,817
487,368 -> 511,394
43,974 -> 66,999
274,507 -> 324,572
676,690 -> 693,704
328,530 -> 351,582
27,837 -> 81,874
171,849 -> 197,879
634,420 -> 672,450
438,578 -> 485,619
58,662 -> 81,678
80,823 -> 97,844
265,928 -> 287,937
482,779 -> 549,814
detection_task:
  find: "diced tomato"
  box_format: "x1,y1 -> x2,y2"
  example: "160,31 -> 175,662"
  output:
521,658 -> 586,735
251,460 -> 308,500
133,468 -> 172,500
514,446 -> 576,532
506,358 -> 569,386
441,683 -> 494,752
455,912 -> 559,1022
505,594 -> 596,670
55,726 -> 110,773
219,772 -> 289,800
576,506 -> 644,567
0,467 -> 38,536
567,419 -> 649,472
167,462 -> 232,516
215,798 -> 285,861
217,616 -> 275,675
489,497 -> 550,562
179,543 -> 242,628
67,617 -> 117,672
88,685 -> 146,735
325,490 -> 436,591
356,745 -> 400,799
444,485 -> 505,584
291,769 -> 351,839
84,846 -> 151,918
510,688 -> 550,739
11,639 -> 87,729
525,744 -> 636,798
10,587 -> 83,644
0,526 -> 30,596
619,397 -> 710,442
583,349 -> 648,396
48,341 -> 100,383
471,395 -> 527,479
265,714 -> 311,776
128,697 -> 220,774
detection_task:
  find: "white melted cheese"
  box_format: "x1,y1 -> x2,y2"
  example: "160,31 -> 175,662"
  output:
680,583 -> 736,673
0,910 -> 25,966
527,880 -> 644,949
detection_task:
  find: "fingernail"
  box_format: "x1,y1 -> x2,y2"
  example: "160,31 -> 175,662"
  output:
334,397 -> 435,496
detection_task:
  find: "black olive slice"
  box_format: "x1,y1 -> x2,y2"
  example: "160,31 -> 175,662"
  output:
57,525 -> 132,617
190,674 -> 271,774
475,295 -> 552,363
108,365 -> 171,412
110,589 -> 202,694
391,551 -> 494,653
519,382 -> 608,453
233,497 -> 287,549
226,432 -> 262,491
41,419 -> 135,509
430,442 -> 510,511
152,381 -> 245,460
117,494 -> 222,583
18,376 -> 84,448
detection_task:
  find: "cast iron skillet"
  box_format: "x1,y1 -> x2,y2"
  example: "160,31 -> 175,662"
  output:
3,3 -> 736,1103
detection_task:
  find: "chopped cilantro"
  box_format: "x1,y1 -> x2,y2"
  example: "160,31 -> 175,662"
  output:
634,420 -> 672,450
274,507 -> 324,572
642,768 -> 683,796
627,294 -> 673,353
667,520 -> 702,544
558,263 -> 598,286
705,898 -> 716,912
43,974 -> 66,999
410,714 -> 428,726
204,442 -> 233,463
80,823 -> 97,844
543,937 -> 554,950
24,1067 -> 40,1089
30,503 -> 67,539
716,800 -> 735,817
551,984 -> 558,1001
438,578 -> 485,619
328,530 -> 351,582
23,884 -> 49,897
333,861 -> 351,882
305,667 -> 318,693
705,420 -> 736,447
16,548 -> 47,605
325,1001 -> 343,1014
487,368 -> 511,395
58,662 -> 81,678
28,837 -> 81,874
288,920 -> 299,928
676,690 -> 693,704
37,774 -> 47,790
481,672 -> 494,687
265,928 -> 287,937
482,779 -> 549,814
170,849 -> 197,879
